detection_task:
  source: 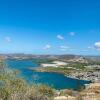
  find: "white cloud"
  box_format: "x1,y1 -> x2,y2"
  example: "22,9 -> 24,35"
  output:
81,50 -> 89,52
69,49 -> 76,51
60,49 -> 67,51
87,46 -> 95,50
57,35 -> 64,40
60,45 -> 70,51
88,46 -> 92,49
43,44 -> 51,50
94,42 -> 100,50
69,32 -> 75,36
5,37 -> 12,42
60,46 -> 69,49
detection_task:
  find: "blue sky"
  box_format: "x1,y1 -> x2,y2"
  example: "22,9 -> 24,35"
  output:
0,0 -> 100,55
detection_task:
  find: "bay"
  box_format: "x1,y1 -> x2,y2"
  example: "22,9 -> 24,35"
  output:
6,59 -> 90,90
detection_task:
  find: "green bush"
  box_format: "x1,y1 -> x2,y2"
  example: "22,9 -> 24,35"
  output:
0,70 -> 54,100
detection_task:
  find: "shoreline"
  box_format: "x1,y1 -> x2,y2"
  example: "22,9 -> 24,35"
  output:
30,64 -> 100,83
29,67 -> 91,83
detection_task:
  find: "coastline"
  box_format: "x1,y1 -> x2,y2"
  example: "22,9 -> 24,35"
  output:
29,67 -> 91,83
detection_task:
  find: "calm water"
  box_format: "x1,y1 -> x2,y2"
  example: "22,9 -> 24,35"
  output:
6,59 -> 90,90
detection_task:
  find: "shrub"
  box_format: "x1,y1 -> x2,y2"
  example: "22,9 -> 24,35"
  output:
0,70 -> 54,100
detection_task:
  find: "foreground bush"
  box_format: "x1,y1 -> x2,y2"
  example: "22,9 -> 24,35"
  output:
0,70 -> 54,100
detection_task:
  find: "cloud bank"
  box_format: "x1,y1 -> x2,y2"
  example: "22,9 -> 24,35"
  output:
94,42 -> 100,50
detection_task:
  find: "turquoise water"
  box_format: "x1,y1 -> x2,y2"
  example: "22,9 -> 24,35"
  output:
6,59 -> 90,90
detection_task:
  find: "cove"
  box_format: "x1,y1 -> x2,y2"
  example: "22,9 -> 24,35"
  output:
6,59 -> 90,90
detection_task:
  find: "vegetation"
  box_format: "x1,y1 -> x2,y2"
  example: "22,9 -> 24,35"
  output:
33,58 -> 54,65
32,67 -> 74,75
32,62 -> 89,76
0,71 -> 55,100
0,58 -> 100,100
0,60 -> 54,100
65,63 -> 88,70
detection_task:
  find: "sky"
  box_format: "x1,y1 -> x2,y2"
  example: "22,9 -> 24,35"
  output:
0,0 -> 100,55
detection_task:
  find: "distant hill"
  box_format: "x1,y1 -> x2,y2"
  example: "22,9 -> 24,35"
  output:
0,54 -> 100,63
85,56 -> 100,62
